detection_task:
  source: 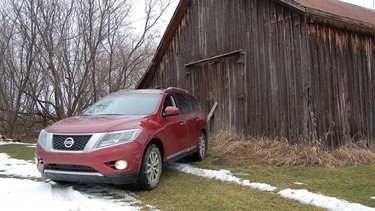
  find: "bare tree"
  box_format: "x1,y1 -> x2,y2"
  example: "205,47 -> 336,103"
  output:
0,0 -> 174,139
0,0 -> 39,138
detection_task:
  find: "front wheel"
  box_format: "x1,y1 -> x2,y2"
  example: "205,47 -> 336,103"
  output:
192,132 -> 207,161
137,144 -> 162,190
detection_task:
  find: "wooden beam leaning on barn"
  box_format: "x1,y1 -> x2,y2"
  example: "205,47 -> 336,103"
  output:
207,102 -> 218,122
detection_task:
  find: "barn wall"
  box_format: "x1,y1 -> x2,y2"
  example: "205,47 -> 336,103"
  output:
141,0 -> 312,143
244,1 -> 311,142
140,0 -> 374,147
307,22 -> 375,148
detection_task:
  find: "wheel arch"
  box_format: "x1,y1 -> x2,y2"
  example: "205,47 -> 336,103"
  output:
145,138 -> 164,160
200,128 -> 208,141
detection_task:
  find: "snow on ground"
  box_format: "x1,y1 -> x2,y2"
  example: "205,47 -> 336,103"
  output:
0,178 -> 140,211
279,189 -> 375,211
0,140 -> 35,146
0,153 -> 148,211
0,153 -> 40,178
293,182 -> 305,185
167,162 -> 277,191
370,197 -> 375,200
170,162 -> 375,211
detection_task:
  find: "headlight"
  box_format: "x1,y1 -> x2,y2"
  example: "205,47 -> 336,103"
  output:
96,129 -> 142,149
37,129 -> 52,148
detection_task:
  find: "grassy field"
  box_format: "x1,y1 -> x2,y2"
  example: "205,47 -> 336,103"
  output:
0,144 -> 35,160
194,157 -> 375,208
1,143 -> 374,210
135,169 -> 320,211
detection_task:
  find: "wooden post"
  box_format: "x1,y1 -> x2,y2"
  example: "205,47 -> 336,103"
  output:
207,102 -> 218,122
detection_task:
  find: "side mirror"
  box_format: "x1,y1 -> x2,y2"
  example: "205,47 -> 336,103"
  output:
163,106 -> 180,117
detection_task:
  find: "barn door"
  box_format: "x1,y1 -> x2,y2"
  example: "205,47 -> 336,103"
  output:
186,52 -> 247,134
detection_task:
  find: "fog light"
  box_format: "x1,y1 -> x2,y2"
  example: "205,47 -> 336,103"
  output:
115,160 -> 128,170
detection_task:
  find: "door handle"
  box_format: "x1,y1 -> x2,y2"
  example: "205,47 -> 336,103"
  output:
180,122 -> 186,126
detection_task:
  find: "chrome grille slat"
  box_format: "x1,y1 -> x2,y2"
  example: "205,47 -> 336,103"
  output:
45,163 -> 98,173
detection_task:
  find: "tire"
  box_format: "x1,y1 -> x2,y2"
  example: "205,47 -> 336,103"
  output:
192,132 -> 207,161
137,144 -> 162,190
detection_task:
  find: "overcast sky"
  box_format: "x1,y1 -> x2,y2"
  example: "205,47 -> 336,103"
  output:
131,0 -> 179,35
340,0 -> 374,8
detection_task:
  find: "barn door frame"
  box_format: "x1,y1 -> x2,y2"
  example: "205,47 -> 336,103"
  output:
185,50 -> 247,135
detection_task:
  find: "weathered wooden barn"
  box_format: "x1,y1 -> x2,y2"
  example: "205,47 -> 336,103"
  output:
137,0 -> 375,148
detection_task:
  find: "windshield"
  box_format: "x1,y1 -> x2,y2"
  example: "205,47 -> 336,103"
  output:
83,94 -> 161,116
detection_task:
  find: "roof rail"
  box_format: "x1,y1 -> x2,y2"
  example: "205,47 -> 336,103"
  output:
166,87 -> 189,93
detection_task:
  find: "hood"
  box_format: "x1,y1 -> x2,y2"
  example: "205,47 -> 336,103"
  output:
46,115 -> 148,133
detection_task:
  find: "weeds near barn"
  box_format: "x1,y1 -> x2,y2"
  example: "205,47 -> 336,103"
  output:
209,131 -> 375,167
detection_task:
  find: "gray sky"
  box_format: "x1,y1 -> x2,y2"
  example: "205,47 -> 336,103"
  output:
131,0 -> 179,35
341,0 -> 374,8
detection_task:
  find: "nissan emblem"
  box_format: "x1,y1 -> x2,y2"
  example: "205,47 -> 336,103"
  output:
64,137 -> 74,148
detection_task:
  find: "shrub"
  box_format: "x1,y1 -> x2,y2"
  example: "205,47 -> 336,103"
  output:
209,131 -> 375,167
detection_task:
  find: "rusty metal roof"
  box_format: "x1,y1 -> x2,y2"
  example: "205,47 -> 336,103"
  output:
281,0 -> 375,27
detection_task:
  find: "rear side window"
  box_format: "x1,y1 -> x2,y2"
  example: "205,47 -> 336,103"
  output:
173,94 -> 193,115
173,93 -> 200,114
186,95 -> 200,111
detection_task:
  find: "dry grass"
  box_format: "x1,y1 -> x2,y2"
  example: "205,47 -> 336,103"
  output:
209,131 -> 375,167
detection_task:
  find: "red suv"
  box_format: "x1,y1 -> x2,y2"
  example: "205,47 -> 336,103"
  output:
35,88 -> 207,190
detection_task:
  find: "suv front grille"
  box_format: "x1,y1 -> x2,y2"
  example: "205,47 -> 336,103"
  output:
53,135 -> 92,151
45,164 -> 98,173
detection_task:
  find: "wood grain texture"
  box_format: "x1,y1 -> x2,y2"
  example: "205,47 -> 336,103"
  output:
138,0 -> 375,148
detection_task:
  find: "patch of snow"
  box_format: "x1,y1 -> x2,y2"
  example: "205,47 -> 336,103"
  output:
0,153 -> 41,178
0,140 -> 35,146
278,189 -> 375,211
370,197 -> 375,200
0,178 -> 140,211
168,162 -> 277,192
293,182 -> 305,185
144,204 -> 159,211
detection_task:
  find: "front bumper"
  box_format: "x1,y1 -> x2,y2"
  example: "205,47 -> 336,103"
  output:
35,142 -> 143,185
42,170 -> 138,185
